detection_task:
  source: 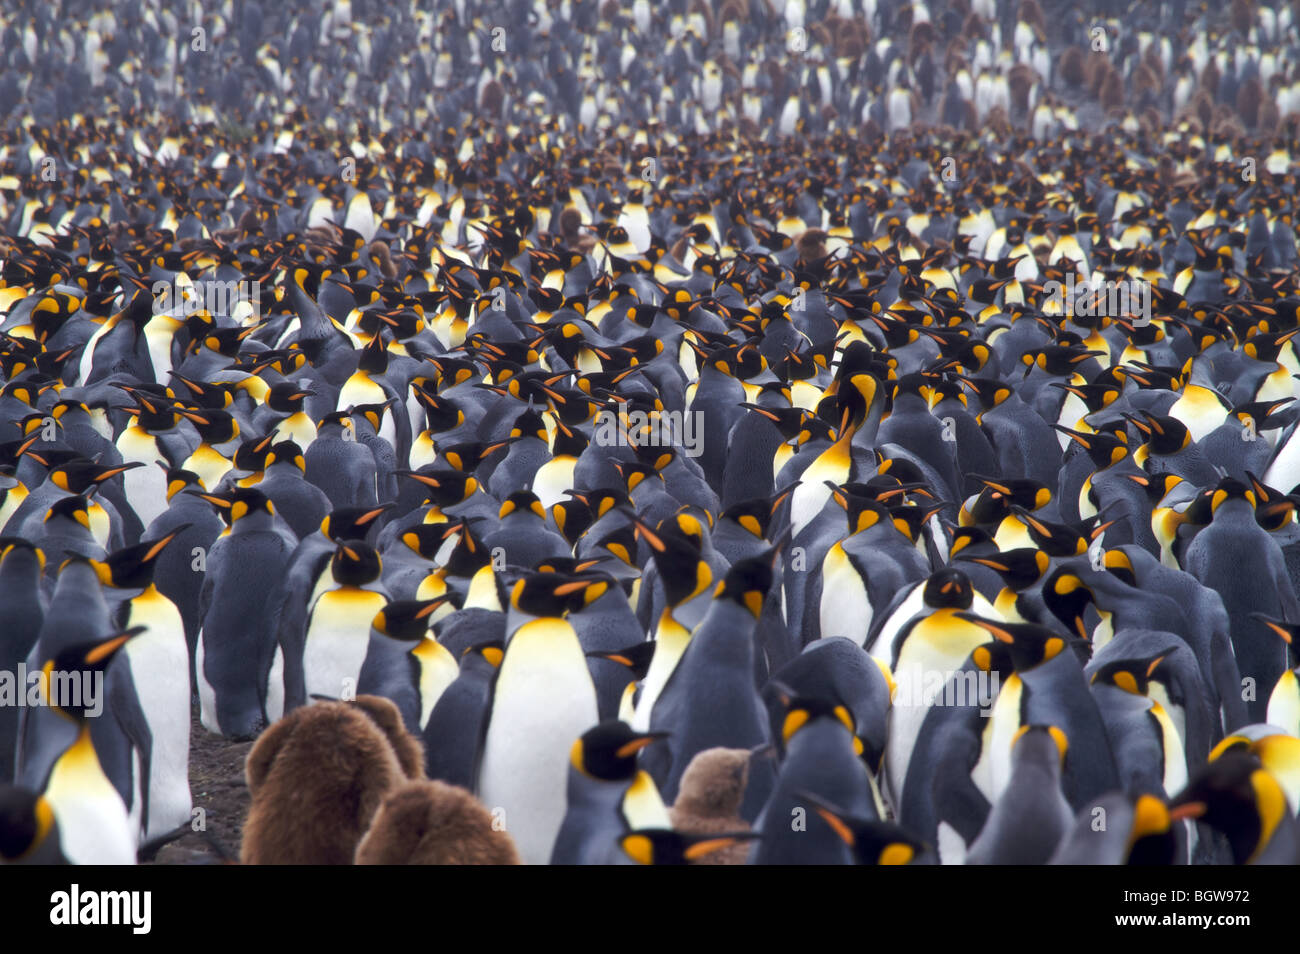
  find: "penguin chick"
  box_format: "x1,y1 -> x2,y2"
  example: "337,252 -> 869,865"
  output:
347,694 -> 426,781
668,748 -> 752,865
354,780 -> 520,865
241,700 -> 407,864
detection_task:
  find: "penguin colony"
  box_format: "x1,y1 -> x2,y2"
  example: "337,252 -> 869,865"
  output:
0,0 -> 1299,866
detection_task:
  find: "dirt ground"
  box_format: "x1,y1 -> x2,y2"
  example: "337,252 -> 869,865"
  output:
148,706 -> 252,865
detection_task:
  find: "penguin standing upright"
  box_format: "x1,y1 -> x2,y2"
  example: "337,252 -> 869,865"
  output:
962,616 -> 1121,812
193,488 -> 297,739
0,540 -> 45,782
301,540 -> 390,703
113,391 -> 184,533
38,631 -> 145,865
754,685 -> 875,865
274,504 -> 392,711
966,726 -> 1075,864
1183,479 -> 1299,723
882,571 -> 995,806
14,556 -> 114,795
421,641 -> 503,789
303,412 -> 379,510
143,468 -> 225,669
819,492 -> 935,648
646,553 -> 778,818
899,638 -> 1015,859
550,720 -> 670,865
357,598 -> 458,733
477,574 -> 601,864
627,515 -> 718,731
1089,648 -> 1193,799
95,528 -> 193,840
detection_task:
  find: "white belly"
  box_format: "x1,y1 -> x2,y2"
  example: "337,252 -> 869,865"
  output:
266,645 -> 284,723
819,544 -> 872,645
195,631 -> 219,735
478,621 -> 598,865
123,464 -> 170,535
416,644 -> 459,729
889,620 -> 1012,804
46,741 -> 136,865
974,673 -> 1023,802
303,590 -> 387,701
1267,671 -> 1300,738
937,821 -> 967,865
532,457 -> 576,509
1264,426 -> 1300,490
124,592 -> 193,838
631,621 -> 689,732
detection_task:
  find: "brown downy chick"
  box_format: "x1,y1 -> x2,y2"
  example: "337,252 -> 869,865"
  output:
241,700 -> 406,864
355,780 -> 521,865
349,694 -> 426,780
668,748 -> 752,865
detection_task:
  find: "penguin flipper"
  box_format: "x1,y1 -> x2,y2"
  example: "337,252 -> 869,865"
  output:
197,572 -> 214,637
466,691 -> 494,796
930,734 -> 991,847
274,569 -> 321,712
102,663 -> 155,834
1211,626 -> 1248,731
1275,558 -> 1300,622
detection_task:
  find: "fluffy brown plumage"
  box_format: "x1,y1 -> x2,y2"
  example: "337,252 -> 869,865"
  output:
1099,67 -> 1125,112
1231,0 -> 1255,35
1236,77 -> 1264,130
795,228 -> 829,263
349,693 -> 425,779
668,748 -> 752,865
355,780 -> 522,865
241,699 -> 407,864
1008,63 -> 1038,114
479,78 -> 504,118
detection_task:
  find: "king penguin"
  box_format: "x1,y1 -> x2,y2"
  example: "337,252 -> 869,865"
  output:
754,684 -> 875,865
357,598 -> 459,734
550,720 -> 671,865
0,539 -> 45,782
645,552 -> 779,818
966,726 -> 1075,864
194,488 -> 296,740
477,573 -> 600,864
38,630 -> 145,865
94,528 -> 193,840
421,640 -> 504,790
301,539 -> 390,703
